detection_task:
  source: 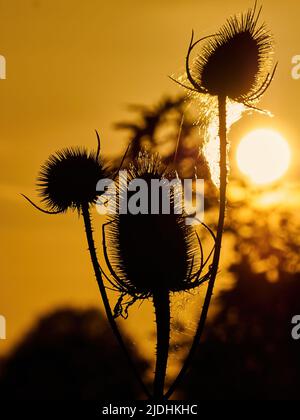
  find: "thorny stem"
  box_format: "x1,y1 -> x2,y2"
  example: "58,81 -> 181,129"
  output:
81,203 -> 151,398
165,95 -> 228,399
152,288 -> 170,400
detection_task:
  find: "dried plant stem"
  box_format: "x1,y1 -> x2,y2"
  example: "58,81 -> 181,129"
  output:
165,94 -> 227,399
81,203 -> 151,398
152,288 -> 170,399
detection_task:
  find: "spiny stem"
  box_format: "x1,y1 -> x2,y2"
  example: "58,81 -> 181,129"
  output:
165,94 -> 227,399
152,287 -> 170,400
81,203 -> 151,398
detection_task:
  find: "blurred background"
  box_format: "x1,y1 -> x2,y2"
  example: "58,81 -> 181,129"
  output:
0,0 -> 300,399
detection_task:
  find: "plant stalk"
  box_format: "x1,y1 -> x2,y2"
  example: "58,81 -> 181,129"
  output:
165,94 -> 228,399
152,287 -> 170,400
81,203 -> 151,398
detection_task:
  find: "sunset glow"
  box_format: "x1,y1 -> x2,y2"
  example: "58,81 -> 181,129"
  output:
236,129 -> 291,185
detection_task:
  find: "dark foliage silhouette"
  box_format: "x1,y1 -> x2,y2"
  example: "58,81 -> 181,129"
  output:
115,96 -> 213,183
0,308 -> 149,400
180,255 -> 300,400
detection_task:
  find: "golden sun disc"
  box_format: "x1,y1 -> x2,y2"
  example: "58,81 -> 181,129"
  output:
236,129 -> 291,185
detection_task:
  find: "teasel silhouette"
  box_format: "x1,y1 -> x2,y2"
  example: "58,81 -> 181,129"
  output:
101,151 -> 215,399
22,132 -> 151,398
168,1 -> 277,398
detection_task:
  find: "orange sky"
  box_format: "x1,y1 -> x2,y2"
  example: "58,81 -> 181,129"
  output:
1,0 -> 300,357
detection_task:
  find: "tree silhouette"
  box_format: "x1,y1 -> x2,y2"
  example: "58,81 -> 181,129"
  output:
0,308 -> 149,400
180,253 -> 300,400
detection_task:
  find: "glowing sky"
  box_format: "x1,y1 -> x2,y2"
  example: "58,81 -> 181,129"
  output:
1,0 -> 300,356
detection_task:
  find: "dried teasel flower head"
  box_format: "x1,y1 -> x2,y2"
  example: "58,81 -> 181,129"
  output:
23,131 -> 107,214
102,152 -> 214,317
173,1 -> 276,108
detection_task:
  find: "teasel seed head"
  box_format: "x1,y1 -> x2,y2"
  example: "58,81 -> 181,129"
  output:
37,147 -> 106,213
23,131 -> 107,214
104,152 -> 211,310
173,2 -> 276,108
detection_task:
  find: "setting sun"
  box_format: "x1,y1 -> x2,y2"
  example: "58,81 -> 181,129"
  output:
236,129 -> 291,185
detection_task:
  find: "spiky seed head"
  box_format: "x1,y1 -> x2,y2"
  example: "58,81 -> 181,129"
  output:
37,147 -> 106,212
106,152 -> 199,298
193,4 -> 273,100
